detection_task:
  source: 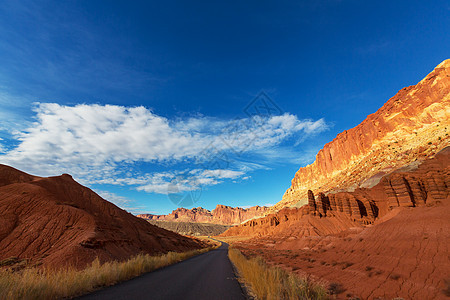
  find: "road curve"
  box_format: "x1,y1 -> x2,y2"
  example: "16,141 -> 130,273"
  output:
77,242 -> 247,300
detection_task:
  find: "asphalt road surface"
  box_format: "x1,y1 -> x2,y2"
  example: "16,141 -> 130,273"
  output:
77,242 -> 247,300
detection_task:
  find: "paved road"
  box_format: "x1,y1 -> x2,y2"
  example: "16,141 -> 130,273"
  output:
78,242 -> 247,300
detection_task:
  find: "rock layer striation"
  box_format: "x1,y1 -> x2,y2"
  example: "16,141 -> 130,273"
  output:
0,165 -> 205,269
277,59 -> 450,210
138,204 -> 269,225
223,146 -> 449,237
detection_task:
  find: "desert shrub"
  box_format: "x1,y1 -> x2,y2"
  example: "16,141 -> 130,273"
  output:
341,262 -> 354,270
228,247 -> 328,300
328,282 -> 345,295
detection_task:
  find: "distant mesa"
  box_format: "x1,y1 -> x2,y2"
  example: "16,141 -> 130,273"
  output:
0,165 -> 206,270
138,204 -> 270,226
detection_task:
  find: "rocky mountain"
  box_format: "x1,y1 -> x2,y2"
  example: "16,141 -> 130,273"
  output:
221,61 -> 450,299
225,147 -> 449,299
222,146 -> 449,238
276,59 -> 450,211
139,207 -> 213,223
138,204 -> 269,225
0,165 -> 206,269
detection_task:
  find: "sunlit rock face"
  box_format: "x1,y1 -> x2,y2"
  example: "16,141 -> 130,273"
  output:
138,204 -> 270,225
276,59 -> 450,211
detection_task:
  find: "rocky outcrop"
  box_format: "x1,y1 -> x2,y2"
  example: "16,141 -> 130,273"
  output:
0,165 -> 206,269
138,207 -> 213,223
212,204 -> 269,225
276,59 -> 450,210
309,146 -> 449,223
234,196 -> 450,300
138,204 -> 269,225
222,147 -> 449,236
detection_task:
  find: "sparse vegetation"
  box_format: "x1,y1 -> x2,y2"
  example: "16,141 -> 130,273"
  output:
228,247 -> 328,300
328,282 -> 345,295
0,246 -> 217,300
443,279 -> 450,297
341,262 -> 354,270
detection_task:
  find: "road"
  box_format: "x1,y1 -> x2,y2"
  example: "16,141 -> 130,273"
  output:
77,242 -> 247,300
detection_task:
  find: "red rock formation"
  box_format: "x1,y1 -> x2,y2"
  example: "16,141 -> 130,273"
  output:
0,165 -> 205,269
227,149 -> 449,298
212,204 -> 269,225
138,204 -> 269,225
235,197 -> 450,299
222,146 -> 449,236
277,59 -> 450,210
136,213 -> 166,221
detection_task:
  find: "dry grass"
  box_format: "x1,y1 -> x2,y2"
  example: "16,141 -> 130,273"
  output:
228,247 -> 328,300
0,247 -> 216,300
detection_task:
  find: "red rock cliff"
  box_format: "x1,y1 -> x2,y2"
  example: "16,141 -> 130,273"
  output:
223,147 -> 449,237
138,204 -> 269,225
276,59 -> 450,210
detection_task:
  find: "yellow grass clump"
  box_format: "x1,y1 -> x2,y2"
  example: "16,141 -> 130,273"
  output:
228,247 -> 328,300
0,247 -> 215,300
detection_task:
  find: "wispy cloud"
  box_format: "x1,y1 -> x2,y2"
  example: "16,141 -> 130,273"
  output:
94,190 -> 148,214
0,103 -> 328,193
238,203 -> 274,209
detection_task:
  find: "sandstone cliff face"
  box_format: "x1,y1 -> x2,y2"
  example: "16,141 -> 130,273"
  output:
0,165 -> 205,269
277,59 -> 450,210
222,147 -> 449,237
138,204 -> 269,225
212,204 -> 269,225
147,220 -> 231,236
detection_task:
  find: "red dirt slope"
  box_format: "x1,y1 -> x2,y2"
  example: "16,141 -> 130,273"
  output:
0,165 -> 205,269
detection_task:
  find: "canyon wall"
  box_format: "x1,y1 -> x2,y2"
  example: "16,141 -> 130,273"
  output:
138,204 -> 270,225
223,147 -> 449,237
276,59 -> 450,210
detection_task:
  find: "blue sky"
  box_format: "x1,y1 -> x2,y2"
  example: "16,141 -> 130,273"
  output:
0,1 -> 448,214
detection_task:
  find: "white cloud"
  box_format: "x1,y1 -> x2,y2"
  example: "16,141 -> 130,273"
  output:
0,103 -> 329,193
95,190 -> 132,207
94,189 -> 148,214
238,203 -> 273,209
110,168 -> 246,194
